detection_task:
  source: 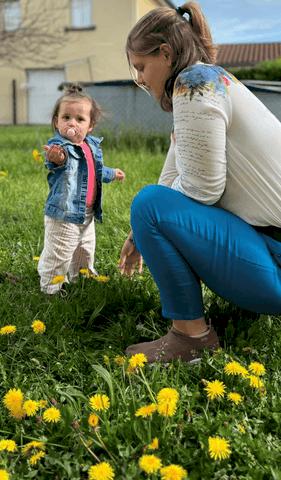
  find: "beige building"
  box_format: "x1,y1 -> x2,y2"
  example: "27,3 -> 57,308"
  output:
0,0 -> 175,125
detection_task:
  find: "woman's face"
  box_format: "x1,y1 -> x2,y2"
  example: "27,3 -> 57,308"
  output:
130,44 -> 172,100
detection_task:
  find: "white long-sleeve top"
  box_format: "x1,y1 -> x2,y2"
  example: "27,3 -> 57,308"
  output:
158,62 -> 281,227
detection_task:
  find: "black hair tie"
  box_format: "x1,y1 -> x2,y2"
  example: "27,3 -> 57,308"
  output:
176,6 -> 185,16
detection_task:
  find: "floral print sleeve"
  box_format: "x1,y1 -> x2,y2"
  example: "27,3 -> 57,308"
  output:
170,64 -> 235,204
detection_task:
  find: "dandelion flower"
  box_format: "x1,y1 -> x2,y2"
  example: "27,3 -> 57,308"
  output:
114,355 -> 126,366
0,325 -> 16,335
237,365 -> 249,378
104,355 -> 110,366
33,257 -> 40,261
22,441 -> 45,456
31,320 -> 46,334
38,400 -> 48,408
0,439 -> 17,452
88,462 -> 115,480
208,436 -> 231,461
224,361 -> 242,376
23,400 -> 39,416
0,470 -> 9,480
238,425 -> 246,434
93,275 -> 110,282
79,268 -> 89,276
227,392 -> 243,405
204,380 -> 226,401
157,402 -> 177,417
30,451 -> 45,466
89,394 -> 110,412
88,413 -> 99,427
125,364 -> 135,377
246,374 -> 264,389
157,388 -> 179,405
129,353 -> 147,369
4,388 -> 24,411
0,172 -> 7,176
43,407 -> 61,423
146,438 -> 159,450
52,275 -> 65,284
32,150 -> 44,162
248,362 -> 266,376
139,454 -> 162,474
135,404 -> 158,418
160,464 -> 187,480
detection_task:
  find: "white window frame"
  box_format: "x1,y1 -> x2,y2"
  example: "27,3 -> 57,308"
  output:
2,0 -> 21,31
71,0 -> 93,28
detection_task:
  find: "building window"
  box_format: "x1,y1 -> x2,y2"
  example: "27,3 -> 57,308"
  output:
71,0 -> 92,28
2,1 -> 21,31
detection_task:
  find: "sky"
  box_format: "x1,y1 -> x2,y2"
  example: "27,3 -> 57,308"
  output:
172,0 -> 281,44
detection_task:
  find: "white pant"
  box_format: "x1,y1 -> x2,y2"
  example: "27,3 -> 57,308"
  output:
38,211 -> 96,294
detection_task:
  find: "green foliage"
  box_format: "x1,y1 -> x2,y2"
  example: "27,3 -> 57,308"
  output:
228,57 -> 281,81
0,126 -> 281,479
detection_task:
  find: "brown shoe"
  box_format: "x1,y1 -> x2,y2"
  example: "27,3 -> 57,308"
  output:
125,325 -> 220,363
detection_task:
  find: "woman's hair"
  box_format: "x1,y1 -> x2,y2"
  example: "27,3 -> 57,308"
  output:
126,2 -> 218,112
51,84 -> 105,132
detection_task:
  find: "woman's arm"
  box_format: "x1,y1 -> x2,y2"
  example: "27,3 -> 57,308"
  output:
158,132 -> 179,187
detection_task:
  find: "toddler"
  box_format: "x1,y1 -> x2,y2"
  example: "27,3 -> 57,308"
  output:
38,84 -> 125,294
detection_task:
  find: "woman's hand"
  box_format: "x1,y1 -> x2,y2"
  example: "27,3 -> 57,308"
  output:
118,238 -> 143,280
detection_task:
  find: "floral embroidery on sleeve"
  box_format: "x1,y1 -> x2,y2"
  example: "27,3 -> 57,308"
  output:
173,64 -> 241,101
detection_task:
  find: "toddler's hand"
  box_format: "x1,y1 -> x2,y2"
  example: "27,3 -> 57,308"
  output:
114,168 -> 125,182
44,145 -> 66,165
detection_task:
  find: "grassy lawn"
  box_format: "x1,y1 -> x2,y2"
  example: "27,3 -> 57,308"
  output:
0,126 -> 281,480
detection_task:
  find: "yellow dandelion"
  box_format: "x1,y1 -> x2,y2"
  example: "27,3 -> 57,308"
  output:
23,400 -> 39,416
8,405 -> 25,420
22,441 -> 45,456
208,436 -> 231,461
58,352 -> 64,358
79,268 -> 89,276
157,402 -> 177,417
204,380 -> 226,401
33,257 -> 40,261
227,392 -> 243,406
224,361 -> 242,376
104,355 -> 110,366
125,364 -> 135,377
43,407 -> 61,423
38,400 -> 48,408
31,320 -> 46,334
0,325 -> 16,335
0,172 -> 7,176
89,394 -> 110,412
129,353 -> 147,369
135,404 -> 158,418
0,439 -> 17,452
246,374 -> 264,389
4,388 -> 24,411
146,438 -> 159,450
30,451 -> 45,466
88,413 -> 99,427
139,454 -> 162,474
93,275 -> 110,282
248,362 -> 266,376
52,275 -> 65,284
157,388 -> 179,405
114,355 -> 126,366
88,462 -> 115,480
0,470 -> 9,480
32,150 -> 44,162
237,365 -> 249,378
160,464 -> 187,480
238,425 -> 246,434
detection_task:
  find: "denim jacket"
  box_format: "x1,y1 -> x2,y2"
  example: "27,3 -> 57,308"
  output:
44,131 -> 115,224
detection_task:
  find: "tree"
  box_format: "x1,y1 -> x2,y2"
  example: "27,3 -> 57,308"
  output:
0,0 -> 69,67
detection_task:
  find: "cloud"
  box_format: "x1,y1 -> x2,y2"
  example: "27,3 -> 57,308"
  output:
211,15 -> 281,43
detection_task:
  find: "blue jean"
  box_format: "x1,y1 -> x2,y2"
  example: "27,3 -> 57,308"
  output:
130,185 -> 281,320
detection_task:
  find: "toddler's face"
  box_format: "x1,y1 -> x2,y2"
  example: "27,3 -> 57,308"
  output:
55,99 -> 94,144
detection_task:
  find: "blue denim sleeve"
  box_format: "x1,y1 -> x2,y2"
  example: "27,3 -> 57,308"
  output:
102,166 -> 115,183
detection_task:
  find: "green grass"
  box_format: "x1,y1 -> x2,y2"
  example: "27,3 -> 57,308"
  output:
0,126 -> 281,480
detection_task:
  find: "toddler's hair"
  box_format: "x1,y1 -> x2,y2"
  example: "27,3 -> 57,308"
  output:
126,1 -> 218,112
51,84 -> 104,132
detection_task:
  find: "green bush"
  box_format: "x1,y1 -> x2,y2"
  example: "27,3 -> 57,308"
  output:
228,57 -> 281,81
